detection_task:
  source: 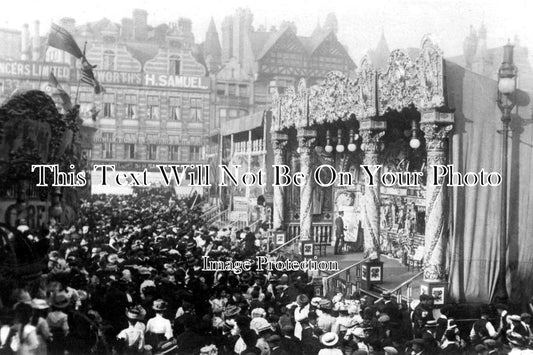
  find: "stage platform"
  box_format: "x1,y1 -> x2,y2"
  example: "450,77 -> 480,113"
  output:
317,246 -> 423,300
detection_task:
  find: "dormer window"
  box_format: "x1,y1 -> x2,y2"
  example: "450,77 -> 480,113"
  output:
169,55 -> 181,75
103,50 -> 115,70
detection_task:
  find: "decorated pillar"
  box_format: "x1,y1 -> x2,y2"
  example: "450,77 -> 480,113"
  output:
420,110 -> 454,305
297,128 -> 316,241
360,120 -> 386,254
271,131 -> 288,230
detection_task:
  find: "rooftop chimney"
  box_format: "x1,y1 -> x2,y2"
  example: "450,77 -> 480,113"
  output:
21,23 -> 30,60
32,20 -> 40,61
133,9 -> 148,40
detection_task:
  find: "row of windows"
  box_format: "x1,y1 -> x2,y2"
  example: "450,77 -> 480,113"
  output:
219,108 -> 248,119
216,83 -> 249,97
80,101 -> 203,121
101,143 -> 201,161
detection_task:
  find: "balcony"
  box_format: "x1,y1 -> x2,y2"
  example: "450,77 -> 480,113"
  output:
233,139 -> 265,154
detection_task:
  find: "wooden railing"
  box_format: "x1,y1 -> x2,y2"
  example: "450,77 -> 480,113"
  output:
201,204 -> 221,222
322,257 -> 371,297
207,208 -> 230,227
374,270 -> 424,305
287,221 -> 332,244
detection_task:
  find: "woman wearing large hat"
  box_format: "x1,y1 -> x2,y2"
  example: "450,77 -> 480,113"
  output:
318,332 -> 342,355
117,306 -> 146,354
47,292 -> 70,354
145,300 -> 172,349
126,305 -> 147,332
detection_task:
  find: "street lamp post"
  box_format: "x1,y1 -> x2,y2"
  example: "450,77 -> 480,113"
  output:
494,42 -> 517,303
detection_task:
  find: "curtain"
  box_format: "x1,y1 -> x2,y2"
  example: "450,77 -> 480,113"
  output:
446,60 -> 533,304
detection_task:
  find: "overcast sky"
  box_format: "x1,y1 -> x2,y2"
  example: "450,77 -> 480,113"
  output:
2,0 -> 532,62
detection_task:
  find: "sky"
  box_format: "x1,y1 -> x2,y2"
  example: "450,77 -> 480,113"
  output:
1,0 -> 532,62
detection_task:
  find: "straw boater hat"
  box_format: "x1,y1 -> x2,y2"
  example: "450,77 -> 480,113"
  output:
383,346 -> 398,355
320,332 -> 339,347
224,305 -> 241,318
311,297 -> 322,308
507,330 -> 527,346
251,317 -> 272,333
51,292 -> 70,309
31,299 -> 49,310
319,299 -> 333,310
152,299 -> 168,312
126,305 -> 146,321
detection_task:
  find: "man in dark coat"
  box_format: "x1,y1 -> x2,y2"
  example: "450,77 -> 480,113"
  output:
334,211 -> 345,255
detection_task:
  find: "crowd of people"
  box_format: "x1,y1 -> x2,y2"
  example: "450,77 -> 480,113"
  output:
0,188 -> 532,354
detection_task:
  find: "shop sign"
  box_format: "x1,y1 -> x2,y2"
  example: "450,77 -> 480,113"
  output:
95,70 -> 142,85
144,73 -> 209,89
0,60 -> 70,80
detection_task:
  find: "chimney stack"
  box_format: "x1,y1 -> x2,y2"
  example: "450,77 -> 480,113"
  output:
21,23 -> 30,60
32,20 -> 40,61
132,9 -> 148,40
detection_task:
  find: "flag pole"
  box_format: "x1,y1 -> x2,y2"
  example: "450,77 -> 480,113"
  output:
74,41 -> 87,106
37,35 -> 50,88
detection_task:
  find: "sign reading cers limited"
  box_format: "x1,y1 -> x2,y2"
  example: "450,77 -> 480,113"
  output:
0,60 -> 70,80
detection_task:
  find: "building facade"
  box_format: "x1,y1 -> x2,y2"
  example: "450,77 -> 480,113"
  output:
66,14 -> 209,176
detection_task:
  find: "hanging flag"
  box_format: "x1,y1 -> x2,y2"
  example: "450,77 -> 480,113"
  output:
48,23 -> 83,59
89,105 -> 100,121
80,56 -> 104,94
48,70 -> 72,110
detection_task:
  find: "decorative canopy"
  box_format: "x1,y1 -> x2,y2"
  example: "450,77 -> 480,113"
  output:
271,34 -> 445,131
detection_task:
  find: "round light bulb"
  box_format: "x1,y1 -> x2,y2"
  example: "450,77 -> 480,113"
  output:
336,144 -> 345,153
498,77 -> 516,94
325,145 -> 333,153
410,138 -> 421,149
296,147 -> 301,154
348,143 -> 357,152
354,133 -> 360,141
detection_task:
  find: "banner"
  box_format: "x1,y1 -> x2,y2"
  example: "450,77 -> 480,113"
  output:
0,60 -> 70,80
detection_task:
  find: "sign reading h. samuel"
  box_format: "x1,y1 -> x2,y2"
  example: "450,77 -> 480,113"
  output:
93,70 -> 210,90
0,60 -> 70,80
144,74 -> 209,89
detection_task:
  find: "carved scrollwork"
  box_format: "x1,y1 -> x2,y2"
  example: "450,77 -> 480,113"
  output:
297,135 -> 316,156
416,35 -> 445,110
421,123 -> 452,151
360,130 -> 385,154
309,71 -> 353,125
270,91 -> 281,131
353,56 -> 377,119
378,49 -> 418,115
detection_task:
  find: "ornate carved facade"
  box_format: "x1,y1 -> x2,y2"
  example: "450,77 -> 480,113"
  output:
271,35 -> 454,289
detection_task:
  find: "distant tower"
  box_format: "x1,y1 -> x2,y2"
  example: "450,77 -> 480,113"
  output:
370,30 -> 390,70
204,17 -> 222,73
323,13 -> 338,34
132,9 -> 148,41
32,20 -> 41,61
221,16 -> 233,62
311,17 -> 323,37
463,25 -> 478,70
21,24 -> 30,60
221,8 -> 253,64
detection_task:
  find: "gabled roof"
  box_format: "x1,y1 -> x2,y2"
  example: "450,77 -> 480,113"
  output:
125,42 -> 159,65
249,31 -> 271,58
251,25 -> 353,65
